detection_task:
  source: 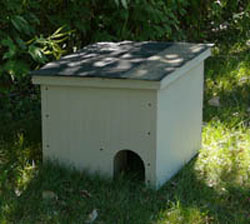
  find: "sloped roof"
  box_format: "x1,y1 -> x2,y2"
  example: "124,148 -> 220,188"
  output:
31,41 -> 210,81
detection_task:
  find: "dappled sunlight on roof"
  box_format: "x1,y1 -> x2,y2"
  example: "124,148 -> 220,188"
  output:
31,41 -> 209,81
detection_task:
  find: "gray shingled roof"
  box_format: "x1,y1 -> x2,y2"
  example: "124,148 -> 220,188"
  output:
31,41 -> 209,81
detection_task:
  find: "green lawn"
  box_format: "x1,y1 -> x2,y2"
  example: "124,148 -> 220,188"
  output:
0,42 -> 249,223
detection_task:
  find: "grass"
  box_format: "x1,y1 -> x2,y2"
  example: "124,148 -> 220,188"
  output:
0,41 -> 250,223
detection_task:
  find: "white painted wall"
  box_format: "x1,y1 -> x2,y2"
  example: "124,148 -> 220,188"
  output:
41,86 -> 158,186
156,62 -> 204,188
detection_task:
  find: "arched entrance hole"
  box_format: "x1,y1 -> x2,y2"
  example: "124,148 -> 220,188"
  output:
114,150 -> 145,181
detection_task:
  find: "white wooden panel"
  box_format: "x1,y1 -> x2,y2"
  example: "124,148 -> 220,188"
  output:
33,76 -> 160,90
42,86 -> 157,186
41,85 -> 50,159
156,62 -> 204,188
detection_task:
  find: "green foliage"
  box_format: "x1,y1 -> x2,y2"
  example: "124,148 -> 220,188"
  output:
0,1 -> 250,223
0,0 -> 73,126
181,0 -> 250,42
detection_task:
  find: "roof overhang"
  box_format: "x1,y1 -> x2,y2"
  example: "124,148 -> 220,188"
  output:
32,45 -> 211,90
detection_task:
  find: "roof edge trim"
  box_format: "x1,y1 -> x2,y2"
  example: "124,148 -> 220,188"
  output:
32,76 -> 161,90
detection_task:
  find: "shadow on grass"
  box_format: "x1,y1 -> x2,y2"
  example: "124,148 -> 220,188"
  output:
1,156 -> 249,224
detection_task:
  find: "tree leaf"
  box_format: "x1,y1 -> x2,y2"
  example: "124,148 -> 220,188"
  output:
3,60 -> 29,78
1,37 -> 17,59
121,0 -> 128,9
15,37 -> 27,50
114,0 -> 120,7
11,15 -> 33,35
28,45 -> 47,63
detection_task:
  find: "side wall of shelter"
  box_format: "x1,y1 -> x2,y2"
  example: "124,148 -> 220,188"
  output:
156,62 -> 204,188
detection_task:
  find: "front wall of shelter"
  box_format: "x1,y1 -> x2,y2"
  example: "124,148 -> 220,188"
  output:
41,85 -> 158,186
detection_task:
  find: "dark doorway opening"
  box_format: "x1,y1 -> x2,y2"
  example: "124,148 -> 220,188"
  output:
114,150 -> 145,181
